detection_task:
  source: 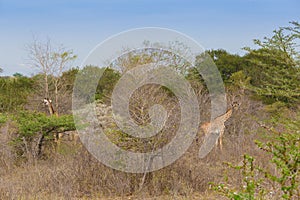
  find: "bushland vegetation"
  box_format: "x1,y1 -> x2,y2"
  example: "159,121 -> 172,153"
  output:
0,22 -> 299,199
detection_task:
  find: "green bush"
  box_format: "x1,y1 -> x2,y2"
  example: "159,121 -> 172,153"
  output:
213,112 -> 300,199
0,113 -> 7,126
0,76 -> 34,112
11,111 -> 76,160
212,155 -> 266,200
14,111 -> 75,139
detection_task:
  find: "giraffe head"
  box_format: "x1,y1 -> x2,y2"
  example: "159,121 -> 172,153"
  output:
43,98 -> 52,106
231,101 -> 240,110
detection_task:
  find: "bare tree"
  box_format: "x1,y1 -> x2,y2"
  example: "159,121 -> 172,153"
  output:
27,38 -> 53,99
27,37 -> 76,115
52,50 -> 77,114
99,42 -> 196,190
113,43 -> 192,75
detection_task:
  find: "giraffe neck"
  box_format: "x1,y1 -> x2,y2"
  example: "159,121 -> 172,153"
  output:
223,108 -> 232,121
44,98 -> 56,116
214,108 -> 232,121
201,108 -> 233,131
48,103 -> 55,115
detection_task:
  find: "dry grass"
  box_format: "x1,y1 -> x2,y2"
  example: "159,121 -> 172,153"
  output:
0,93 -> 278,199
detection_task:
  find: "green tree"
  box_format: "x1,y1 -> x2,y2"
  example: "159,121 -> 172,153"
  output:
207,49 -> 244,81
0,75 -> 34,112
12,111 -> 75,161
243,25 -> 300,104
73,65 -> 104,103
61,67 -> 79,92
13,72 -> 24,77
96,68 -> 121,102
286,21 -> 300,65
73,66 -> 121,103
213,111 -> 300,200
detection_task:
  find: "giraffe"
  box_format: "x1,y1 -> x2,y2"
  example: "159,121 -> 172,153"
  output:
200,102 -> 239,150
43,98 -> 61,144
43,98 -> 57,116
43,98 -> 79,145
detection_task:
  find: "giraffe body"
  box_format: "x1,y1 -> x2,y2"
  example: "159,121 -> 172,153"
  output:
200,103 -> 238,150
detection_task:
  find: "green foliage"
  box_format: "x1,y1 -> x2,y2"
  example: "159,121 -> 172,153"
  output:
228,70 -> 251,93
13,73 -> 24,78
0,113 -> 8,126
213,155 -> 266,200
73,66 -> 120,103
14,111 -> 75,139
188,50 -> 244,94
96,68 -> 121,102
256,112 -> 300,199
255,134 -> 299,199
213,111 -> 300,199
7,111 -> 76,161
263,101 -> 287,114
193,52 -> 226,95
61,67 -> 79,91
73,65 -> 104,103
243,24 -> 300,105
207,49 -> 244,81
0,76 -> 34,112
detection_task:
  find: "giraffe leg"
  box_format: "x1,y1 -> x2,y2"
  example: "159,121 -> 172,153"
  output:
219,129 -> 224,151
73,132 -> 79,145
219,135 -> 223,151
55,133 -> 63,151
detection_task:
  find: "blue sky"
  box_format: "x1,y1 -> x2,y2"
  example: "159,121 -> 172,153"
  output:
0,0 -> 299,76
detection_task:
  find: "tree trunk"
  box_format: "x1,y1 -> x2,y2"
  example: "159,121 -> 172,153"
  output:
45,73 -> 49,98
54,79 -> 59,116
